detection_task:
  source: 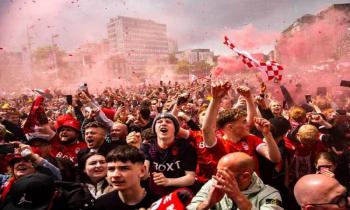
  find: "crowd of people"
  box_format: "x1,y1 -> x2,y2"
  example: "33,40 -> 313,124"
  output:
0,76 -> 349,210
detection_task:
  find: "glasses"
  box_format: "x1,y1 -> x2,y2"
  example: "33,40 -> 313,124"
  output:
307,194 -> 348,208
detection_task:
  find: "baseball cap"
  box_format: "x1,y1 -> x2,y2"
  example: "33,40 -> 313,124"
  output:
57,119 -> 81,133
3,173 -> 55,210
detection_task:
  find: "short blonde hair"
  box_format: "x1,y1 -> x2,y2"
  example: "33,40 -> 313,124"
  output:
297,124 -> 319,144
289,106 -> 306,123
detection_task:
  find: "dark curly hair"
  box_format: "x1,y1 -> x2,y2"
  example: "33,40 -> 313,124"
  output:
217,108 -> 247,129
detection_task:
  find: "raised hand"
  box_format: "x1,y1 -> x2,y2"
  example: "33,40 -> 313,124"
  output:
236,85 -> 252,99
254,117 -> 271,136
211,81 -> 231,100
126,131 -> 142,149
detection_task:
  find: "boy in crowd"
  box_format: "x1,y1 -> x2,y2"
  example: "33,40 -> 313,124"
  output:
94,145 -> 158,210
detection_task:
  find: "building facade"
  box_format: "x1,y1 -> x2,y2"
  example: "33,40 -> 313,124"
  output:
107,16 -> 169,76
175,49 -> 214,64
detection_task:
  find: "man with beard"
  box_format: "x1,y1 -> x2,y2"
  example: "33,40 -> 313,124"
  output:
93,145 -> 158,210
50,118 -> 86,164
109,122 -> 128,145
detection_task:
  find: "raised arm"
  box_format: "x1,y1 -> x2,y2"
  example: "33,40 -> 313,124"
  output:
202,81 -> 231,147
254,118 -> 281,163
236,86 -> 259,127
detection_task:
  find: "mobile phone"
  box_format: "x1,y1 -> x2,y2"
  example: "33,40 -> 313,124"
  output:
340,80 -> 350,88
0,144 -> 15,154
305,95 -> 312,103
66,95 -> 73,105
79,83 -> 88,91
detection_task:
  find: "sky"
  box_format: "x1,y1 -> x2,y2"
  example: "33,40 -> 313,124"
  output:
0,0 -> 349,55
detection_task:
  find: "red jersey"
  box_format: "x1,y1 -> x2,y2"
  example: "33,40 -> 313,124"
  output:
188,130 -> 218,183
208,134 -> 266,173
284,137 -> 327,185
50,135 -> 87,164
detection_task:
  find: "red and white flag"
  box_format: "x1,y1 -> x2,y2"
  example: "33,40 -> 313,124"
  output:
223,36 -> 283,81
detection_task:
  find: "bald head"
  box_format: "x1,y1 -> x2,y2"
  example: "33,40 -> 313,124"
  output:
217,152 -> 255,174
294,174 -> 347,208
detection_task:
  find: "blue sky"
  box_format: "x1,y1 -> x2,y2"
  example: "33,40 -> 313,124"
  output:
0,0 -> 348,55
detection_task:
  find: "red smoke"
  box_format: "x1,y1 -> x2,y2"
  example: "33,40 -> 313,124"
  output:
277,9 -> 349,66
222,24 -> 280,50
211,55 -> 244,76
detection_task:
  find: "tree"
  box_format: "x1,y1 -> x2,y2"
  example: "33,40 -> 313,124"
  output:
168,53 -> 178,64
193,60 -> 212,76
176,60 -> 191,74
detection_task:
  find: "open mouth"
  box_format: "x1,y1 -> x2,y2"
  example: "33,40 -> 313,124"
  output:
111,180 -> 125,185
86,139 -> 94,144
160,127 -> 168,133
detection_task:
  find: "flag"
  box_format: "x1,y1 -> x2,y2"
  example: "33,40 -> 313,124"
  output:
150,188 -> 193,210
223,36 -> 283,81
23,96 -> 48,136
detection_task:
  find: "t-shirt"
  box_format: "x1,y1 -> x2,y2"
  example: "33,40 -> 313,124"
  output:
284,137 -> 327,186
50,135 -> 87,164
187,130 -> 218,184
142,138 -> 197,198
93,190 -> 158,210
208,134 -> 266,173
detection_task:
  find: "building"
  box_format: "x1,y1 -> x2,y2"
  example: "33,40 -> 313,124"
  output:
275,3 -> 350,66
0,50 -> 24,86
107,16 -> 169,76
168,38 -> 178,54
175,49 -> 214,64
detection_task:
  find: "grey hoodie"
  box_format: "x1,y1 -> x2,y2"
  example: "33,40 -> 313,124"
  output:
187,172 -> 284,210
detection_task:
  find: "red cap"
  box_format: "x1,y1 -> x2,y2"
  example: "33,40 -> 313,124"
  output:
57,119 -> 81,133
55,114 -> 74,130
5,154 -> 25,166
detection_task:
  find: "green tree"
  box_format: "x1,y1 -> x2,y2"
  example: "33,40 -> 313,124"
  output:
193,60 -> 212,75
176,60 -> 191,74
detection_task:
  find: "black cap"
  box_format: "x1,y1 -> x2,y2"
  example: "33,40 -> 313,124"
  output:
3,173 -> 55,210
152,112 -> 180,135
